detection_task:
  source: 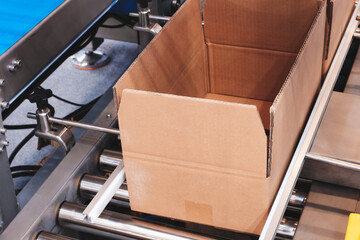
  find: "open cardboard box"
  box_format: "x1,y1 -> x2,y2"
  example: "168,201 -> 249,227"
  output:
113,0 -> 330,234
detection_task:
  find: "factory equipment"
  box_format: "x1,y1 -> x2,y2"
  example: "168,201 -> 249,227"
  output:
0,0 -> 359,239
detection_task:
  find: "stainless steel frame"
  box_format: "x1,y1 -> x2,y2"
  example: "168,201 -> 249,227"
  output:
259,3 -> 360,239
0,88 -> 118,240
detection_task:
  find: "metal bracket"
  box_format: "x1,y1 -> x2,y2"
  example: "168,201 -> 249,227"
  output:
131,7 -> 163,51
27,110 -> 119,153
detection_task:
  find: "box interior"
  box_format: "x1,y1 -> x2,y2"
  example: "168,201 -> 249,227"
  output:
116,0 -> 320,130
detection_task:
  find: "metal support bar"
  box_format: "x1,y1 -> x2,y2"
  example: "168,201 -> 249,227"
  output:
129,12 -> 171,22
58,202 -> 215,240
306,153 -> 360,171
27,112 -> 120,136
81,163 -> 125,222
259,4 -> 360,239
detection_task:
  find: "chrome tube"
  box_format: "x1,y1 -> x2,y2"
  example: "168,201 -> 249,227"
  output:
80,174 -> 129,207
289,188 -> 307,207
276,218 -> 298,238
36,231 -> 77,240
98,149 -> 122,173
58,202 -> 215,240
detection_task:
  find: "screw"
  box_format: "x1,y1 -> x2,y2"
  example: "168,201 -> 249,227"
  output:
8,59 -> 22,72
12,59 -> 21,66
106,113 -> 111,118
0,128 -> 6,134
0,79 -> 5,86
1,140 -> 9,147
1,101 -> 9,109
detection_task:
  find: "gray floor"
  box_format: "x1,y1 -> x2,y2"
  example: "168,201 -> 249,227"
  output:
5,39 -> 138,190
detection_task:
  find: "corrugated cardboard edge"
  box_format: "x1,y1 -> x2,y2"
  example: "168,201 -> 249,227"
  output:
322,0 -> 354,75
268,1 -> 326,176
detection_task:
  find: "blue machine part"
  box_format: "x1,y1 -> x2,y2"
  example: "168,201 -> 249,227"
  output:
109,0 -> 137,15
0,0 -> 65,56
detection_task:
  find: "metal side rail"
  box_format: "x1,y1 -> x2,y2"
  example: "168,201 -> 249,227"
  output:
259,4 -> 360,240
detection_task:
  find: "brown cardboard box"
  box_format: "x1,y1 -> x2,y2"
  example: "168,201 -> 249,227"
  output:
113,0 -> 326,234
323,0 -> 354,75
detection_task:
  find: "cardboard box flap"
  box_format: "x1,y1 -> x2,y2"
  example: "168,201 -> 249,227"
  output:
119,89 -> 268,177
269,2 -> 326,180
203,0 -> 319,53
113,0 -> 205,109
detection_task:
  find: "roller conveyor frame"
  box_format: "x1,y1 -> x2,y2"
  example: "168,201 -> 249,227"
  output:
1,1 -> 360,240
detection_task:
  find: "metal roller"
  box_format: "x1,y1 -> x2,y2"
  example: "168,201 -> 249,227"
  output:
289,188 -> 307,207
36,231 -> 77,240
276,218 -> 298,239
58,202 -> 216,240
79,174 -> 129,207
98,149 -> 122,173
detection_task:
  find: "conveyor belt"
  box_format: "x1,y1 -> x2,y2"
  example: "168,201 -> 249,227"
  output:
0,0 -> 64,56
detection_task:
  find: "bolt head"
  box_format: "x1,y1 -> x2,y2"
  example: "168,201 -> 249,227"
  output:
1,101 -> 9,109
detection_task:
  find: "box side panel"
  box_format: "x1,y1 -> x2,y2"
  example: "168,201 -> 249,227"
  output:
207,43 -> 296,102
113,0 -> 205,109
203,0 -> 319,53
124,158 -> 272,235
323,0 -> 354,75
269,4 -> 326,191
205,93 -> 272,130
167,47 -> 207,98
119,89 -> 267,176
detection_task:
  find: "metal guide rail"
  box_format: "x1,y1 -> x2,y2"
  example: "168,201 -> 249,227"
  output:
259,3 -> 360,239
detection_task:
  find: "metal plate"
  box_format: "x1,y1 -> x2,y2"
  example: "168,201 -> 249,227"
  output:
0,0 -> 116,103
